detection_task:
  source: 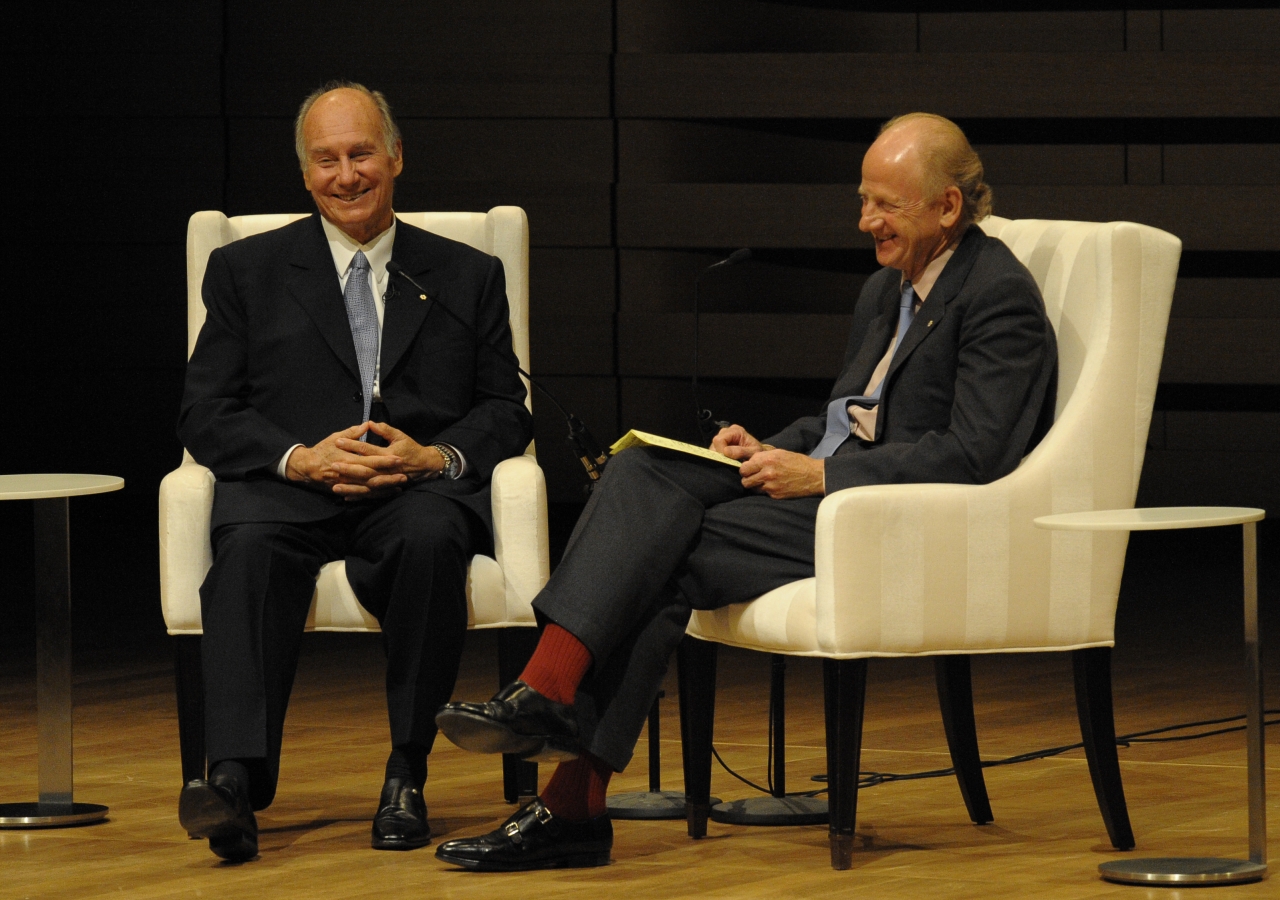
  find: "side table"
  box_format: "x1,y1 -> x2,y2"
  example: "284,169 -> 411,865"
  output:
1035,506 -> 1267,886
0,473 -> 125,828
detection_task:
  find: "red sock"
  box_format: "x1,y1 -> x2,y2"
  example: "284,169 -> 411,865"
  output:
519,623 -> 592,706
540,752 -> 613,821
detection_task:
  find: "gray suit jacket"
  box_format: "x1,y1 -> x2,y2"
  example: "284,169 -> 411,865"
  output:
768,225 -> 1058,493
178,214 -> 534,534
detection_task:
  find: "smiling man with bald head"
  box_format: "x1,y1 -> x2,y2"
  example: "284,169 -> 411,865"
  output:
176,82 -> 532,861
431,112 -> 1057,872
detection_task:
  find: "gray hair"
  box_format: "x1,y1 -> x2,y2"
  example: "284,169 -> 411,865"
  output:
879,112 -> 993,226
294,80 -> 401,171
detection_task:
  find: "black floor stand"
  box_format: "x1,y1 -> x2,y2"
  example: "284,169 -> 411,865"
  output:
608,691 -> 720,819
710,655 -> 829,826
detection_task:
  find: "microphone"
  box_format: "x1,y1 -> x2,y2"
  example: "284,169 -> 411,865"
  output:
385,261 -> 610,486
693,248 -> 751,440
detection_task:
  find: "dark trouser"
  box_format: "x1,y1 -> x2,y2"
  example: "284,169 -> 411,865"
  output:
532,447 -> 821,772
199,489 -> 477,810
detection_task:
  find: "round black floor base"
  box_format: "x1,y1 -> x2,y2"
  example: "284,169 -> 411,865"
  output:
0,801 -> 109,829
1099,857 -> 1267,885
607,791 -> 722,820
710,795 -> 829,826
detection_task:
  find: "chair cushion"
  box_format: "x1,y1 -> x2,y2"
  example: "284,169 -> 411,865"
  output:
687,579 -> 819,655
305,555 -> 510,632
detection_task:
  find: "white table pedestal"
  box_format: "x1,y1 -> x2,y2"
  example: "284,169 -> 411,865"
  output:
1036,506 -> 1267,886
0,474 -> 124,829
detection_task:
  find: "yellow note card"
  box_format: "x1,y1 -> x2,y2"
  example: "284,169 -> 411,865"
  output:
609,429 -> 741,468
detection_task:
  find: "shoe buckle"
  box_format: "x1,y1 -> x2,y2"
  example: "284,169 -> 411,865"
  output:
534,803 -> 554,826
504,821 -> 524,845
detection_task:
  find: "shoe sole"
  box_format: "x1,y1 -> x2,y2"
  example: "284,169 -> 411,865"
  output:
435,709 -> 579,763
435,849 -> 610,871
178,783 -> 257,862
178,783 -> 236,838
371,831 -> 432,851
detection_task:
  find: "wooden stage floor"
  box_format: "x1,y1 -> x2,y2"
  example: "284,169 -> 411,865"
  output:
2,532 -> 1278,899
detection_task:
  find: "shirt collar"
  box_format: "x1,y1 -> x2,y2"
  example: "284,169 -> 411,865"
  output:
901,245 -> 955,302
320,215 -> 397,284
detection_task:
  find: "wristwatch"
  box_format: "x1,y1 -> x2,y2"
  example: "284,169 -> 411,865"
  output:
431,442 -> 461,480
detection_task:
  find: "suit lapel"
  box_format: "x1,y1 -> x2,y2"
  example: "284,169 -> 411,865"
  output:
285,215 -> 361,380
884,225 -> 985,383
837,285 -> 899,396
380,220 -> 439,380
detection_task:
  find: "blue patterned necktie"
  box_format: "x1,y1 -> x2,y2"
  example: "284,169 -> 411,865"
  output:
810,283 -> 917,459
343,250 -> 379,437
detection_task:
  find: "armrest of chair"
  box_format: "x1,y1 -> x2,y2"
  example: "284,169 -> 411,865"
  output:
812,468 -> 1130,656
812,478 -> 1055,656
159,458 -> 216,634
489,453 -> 550,624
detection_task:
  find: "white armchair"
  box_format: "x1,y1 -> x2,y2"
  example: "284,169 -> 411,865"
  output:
678,217 -> 1182,868
159,207 -> 550,801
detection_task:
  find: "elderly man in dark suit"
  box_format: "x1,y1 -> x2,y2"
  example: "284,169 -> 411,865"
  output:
175,81 -> 532,862
433,112 -> 1058,871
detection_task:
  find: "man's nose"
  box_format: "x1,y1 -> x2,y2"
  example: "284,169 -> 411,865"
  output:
859,209 -> 879,233
336,158 -> 359,184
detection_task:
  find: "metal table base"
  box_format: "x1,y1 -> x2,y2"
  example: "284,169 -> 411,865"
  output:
0,476 -> 123,829
1036,509 -> 1267,888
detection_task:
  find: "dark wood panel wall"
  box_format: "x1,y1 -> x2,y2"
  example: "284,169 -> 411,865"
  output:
3,2 -> 1276,637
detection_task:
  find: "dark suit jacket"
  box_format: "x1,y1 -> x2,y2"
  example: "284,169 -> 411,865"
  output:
178,213 -> 534,535
767,225 -> 1058,493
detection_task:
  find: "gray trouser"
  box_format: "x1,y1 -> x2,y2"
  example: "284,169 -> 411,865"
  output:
532,447 -> 821,771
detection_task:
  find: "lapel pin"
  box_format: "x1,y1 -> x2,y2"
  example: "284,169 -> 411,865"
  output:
420,294 -> 427,301
927,319 -> 934,327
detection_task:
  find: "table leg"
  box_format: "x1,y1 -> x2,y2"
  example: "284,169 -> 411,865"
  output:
0,497 -> 108,828
1099,520 -> 1267,885
36,497 -> 74,811
1243,520 -> 1267,866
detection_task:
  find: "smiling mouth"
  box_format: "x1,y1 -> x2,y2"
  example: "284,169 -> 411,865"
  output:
333,189 -> 370,203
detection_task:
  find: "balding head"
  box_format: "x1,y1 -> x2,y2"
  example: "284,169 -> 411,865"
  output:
297,83 -> 404,244
295,80 -> 401,171
877,113 -> 992,227
858,113 -> 979,280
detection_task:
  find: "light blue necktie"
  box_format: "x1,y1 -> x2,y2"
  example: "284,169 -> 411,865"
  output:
343,250 -> 379,437
810,283 -> 917,459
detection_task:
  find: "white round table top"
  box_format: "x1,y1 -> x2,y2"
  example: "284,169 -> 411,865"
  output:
0,474 -> 124,501
1036,506 -> 1265,532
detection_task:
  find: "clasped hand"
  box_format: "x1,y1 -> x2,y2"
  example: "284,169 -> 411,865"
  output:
711,425 -> 824,499
285,421 -> 446,499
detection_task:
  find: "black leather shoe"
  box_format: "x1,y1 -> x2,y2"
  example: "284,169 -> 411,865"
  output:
371,776 -> 431,850
178,772 -> 258,862
435,798 -> 611,871
436,680 -> 580,763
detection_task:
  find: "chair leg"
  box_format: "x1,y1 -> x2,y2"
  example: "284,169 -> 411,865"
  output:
498,627 -> 540,802
173,634 -> 206,786
824,658 -> 868,870
677,636 -> 717,838
934,655 -> 993,825
1072,646 -> 1135,850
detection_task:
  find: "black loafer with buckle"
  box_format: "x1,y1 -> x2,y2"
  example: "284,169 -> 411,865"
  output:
435,680 -> 580,763
435,797 -> 611,871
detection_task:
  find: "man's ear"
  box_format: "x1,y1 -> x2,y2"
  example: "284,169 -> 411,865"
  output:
392,140 -> 404,178
938,185 -> 963,228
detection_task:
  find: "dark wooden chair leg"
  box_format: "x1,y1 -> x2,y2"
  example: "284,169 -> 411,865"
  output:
934,655 -> 993,824
824,658 -> 868,870
498,627 -> 541,802
1073,646 -> 1135,850
173,634 -> 206,787
677,636 -> 717,838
